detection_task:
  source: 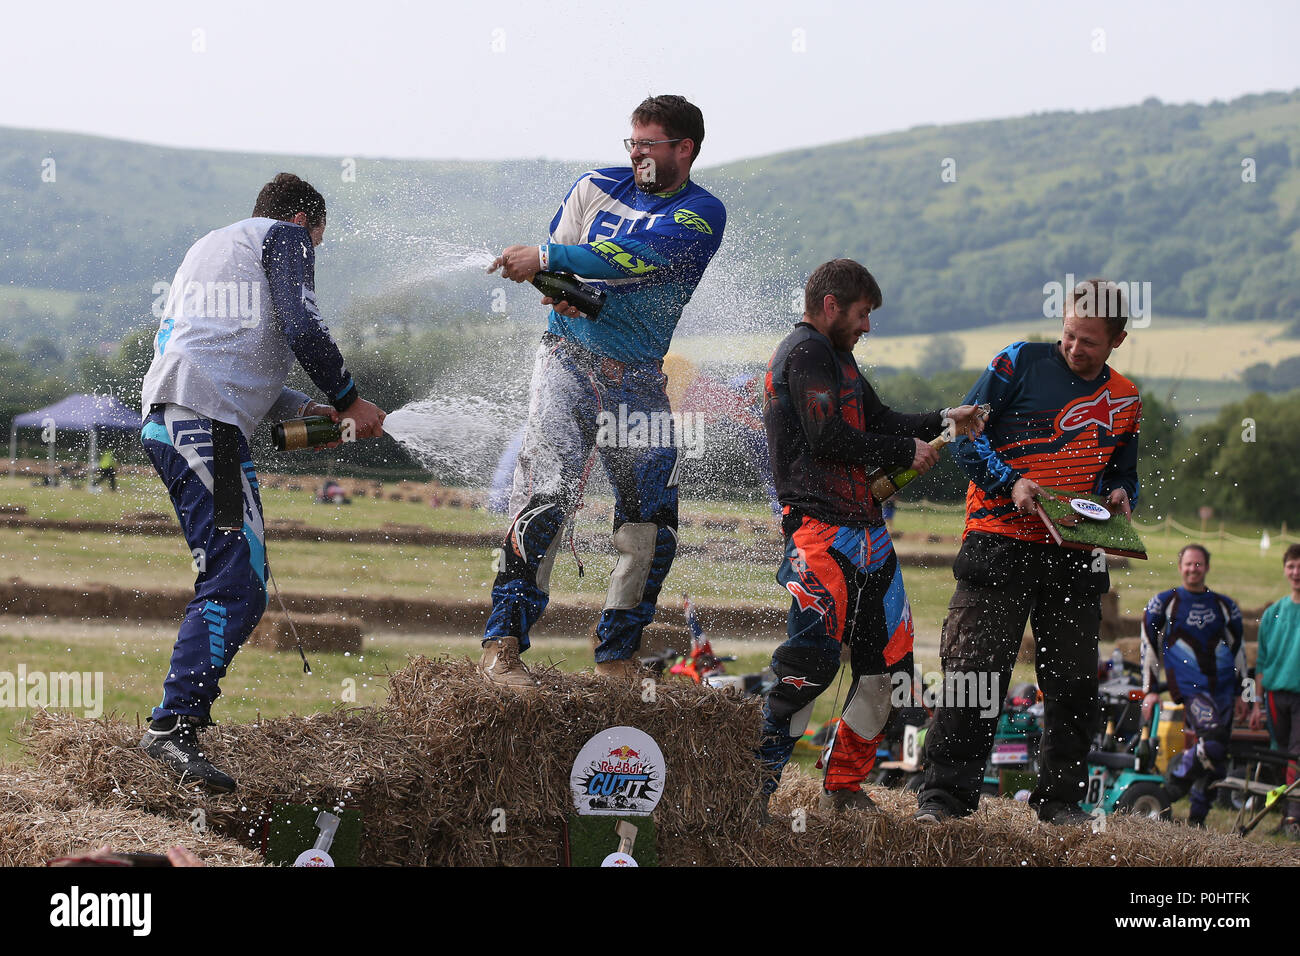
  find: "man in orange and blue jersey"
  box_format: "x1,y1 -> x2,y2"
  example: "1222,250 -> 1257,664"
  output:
916,278 -> 1141,826
756,258 -> 985,816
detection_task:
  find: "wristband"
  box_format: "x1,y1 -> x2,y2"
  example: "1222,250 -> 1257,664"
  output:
538,244 -> 550,271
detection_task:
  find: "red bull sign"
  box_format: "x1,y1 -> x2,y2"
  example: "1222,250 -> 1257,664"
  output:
570,726 -> 665,816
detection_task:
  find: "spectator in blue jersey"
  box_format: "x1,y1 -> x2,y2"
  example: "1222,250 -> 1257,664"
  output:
1140,543 -> 1246,827
137,173 -> 387,791
480,95 -> 726,689
1249,543 -> 1300,837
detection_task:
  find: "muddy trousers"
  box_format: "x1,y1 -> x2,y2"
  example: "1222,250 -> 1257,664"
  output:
484,335 -> 679,662
920,534 -> 1103,814
758,517 -> 916,796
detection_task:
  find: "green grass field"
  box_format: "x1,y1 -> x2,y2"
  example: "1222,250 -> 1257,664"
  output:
3,472 -> 1298,845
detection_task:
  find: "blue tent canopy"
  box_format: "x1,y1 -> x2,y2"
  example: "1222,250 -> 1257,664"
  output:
13,394 -> 142,432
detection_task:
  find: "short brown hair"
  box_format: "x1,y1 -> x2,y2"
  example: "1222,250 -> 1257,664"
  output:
1067,277 -> 1128,338
1284,543 -> 1300,565
1179,543 -> 1211,565
804,259 -> 883,317
631,95 -> 705,162
253,173 -> 326,227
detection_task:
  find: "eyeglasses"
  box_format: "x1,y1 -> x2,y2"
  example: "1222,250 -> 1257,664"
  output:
623,138 -> 684,152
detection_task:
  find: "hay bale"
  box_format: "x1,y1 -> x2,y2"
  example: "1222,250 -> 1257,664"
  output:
18,662 -> 1300,867
0,504 -> 28,515
745,772 -> 1300,868
0,763 -> 259,866
246,613 -> 363,653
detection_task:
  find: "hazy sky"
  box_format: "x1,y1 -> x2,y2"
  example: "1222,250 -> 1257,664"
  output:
3,0 -> 1298,167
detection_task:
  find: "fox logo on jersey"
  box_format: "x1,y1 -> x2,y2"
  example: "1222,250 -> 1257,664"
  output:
1057,389 -> 1140,432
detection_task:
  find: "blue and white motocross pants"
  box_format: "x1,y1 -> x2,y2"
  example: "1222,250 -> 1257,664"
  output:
484,334 -> 679,662
141,405 -> 267,723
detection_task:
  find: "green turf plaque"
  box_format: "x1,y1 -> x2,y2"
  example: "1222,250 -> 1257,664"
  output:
1034,487 -> 1147,559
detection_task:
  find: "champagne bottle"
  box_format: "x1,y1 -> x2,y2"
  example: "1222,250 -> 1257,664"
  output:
531,270 -> 607,319
868,403 -> 991,503
1133,727 -> 1153,771
272,416 -> 341,452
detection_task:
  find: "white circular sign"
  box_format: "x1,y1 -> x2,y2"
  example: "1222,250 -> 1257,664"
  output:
1069,498 -> 1111,521
293,849 -> 335,867
601,852 -> 639,867
570,726 -> 665,816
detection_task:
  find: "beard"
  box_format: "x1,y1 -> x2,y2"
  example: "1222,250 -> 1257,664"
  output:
634,156 -> 680,193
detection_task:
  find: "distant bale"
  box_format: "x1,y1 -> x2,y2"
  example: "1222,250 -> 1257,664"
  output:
246,612 -> 363,653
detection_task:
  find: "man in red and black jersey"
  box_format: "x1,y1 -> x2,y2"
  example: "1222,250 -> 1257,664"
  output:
757,258 -> 985,815
916,278 -> 1141,826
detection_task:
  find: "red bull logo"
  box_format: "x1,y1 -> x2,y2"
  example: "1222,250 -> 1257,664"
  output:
607,746 -> 641,760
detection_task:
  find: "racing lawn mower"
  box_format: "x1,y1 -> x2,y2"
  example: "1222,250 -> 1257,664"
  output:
1080,667 -> 1172,819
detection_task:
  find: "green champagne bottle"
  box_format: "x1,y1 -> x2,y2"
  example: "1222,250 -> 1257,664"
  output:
531,270 -> 607,319
869,403 -> 991,503
272,416 -> 342,452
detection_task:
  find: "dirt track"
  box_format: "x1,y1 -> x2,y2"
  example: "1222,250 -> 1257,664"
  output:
0,576 -> 788,638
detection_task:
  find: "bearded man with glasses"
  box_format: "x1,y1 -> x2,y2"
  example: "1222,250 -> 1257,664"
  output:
483,95 -> 726,688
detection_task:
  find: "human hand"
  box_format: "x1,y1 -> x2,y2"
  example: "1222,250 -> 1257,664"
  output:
946,404 -> 987,440
910,438 -> 941,475
1106,487 -> 1132,520
489,245 -> 542,283
1141,692 -> 1160,722
167,845 -> 205,867
301,401 -> 343,448
1012,477 -> 1042,513
341,398 -> 387,440
541,296 -> 584,319
1249,704 -> 1263,731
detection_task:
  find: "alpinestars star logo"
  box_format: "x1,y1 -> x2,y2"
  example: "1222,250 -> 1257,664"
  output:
786,580 -> 824,614
781,675 -> 821,690
1057,389 -> 1139,432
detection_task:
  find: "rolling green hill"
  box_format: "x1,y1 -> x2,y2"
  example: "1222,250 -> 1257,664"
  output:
2,89 -> 1298,357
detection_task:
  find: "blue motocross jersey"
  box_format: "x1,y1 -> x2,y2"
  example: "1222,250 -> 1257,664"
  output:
544,167 -> 726,363
1141,586 -> 1246,710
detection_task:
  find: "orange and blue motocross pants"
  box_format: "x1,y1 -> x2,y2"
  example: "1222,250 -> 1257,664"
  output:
758,512 -> 916,795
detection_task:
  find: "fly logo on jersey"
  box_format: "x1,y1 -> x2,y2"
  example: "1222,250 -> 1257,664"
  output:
673,208 -> 713,234
589,239 -> 657,275
1057,389 -> 1140,432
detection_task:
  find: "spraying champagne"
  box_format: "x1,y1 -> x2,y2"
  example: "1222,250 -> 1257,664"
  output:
868,403 -> 991,502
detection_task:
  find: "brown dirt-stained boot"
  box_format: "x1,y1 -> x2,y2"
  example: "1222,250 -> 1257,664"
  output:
817,788 -> 879,813
479,636 -> 536,691
590,625 -> 643,679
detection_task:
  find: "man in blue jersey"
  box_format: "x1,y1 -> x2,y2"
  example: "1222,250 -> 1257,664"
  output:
482,95 -> 726,688
1140,544 -> 1246,826
137,173 -> 387,791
